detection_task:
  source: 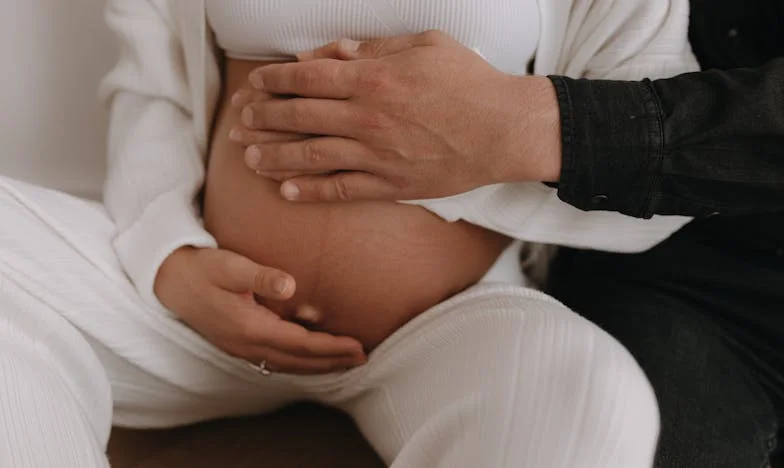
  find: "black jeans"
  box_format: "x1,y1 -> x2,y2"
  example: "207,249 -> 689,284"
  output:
548,219 -> 784,468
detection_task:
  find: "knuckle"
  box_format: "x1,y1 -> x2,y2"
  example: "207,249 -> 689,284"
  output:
293,65 -> 321,90
358,63 -> 392,93
252,268 -> 271,293
374,147 -> 399,164
395,174 -> 414,191
420,29 -> 446,44
302,139 -> 326,165
364,39 -> 387,57
356,110 -> 392,130
332,177 -> 353,201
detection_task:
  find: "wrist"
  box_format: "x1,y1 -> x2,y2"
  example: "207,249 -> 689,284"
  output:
495,75 -> 562,183
153,246 -> 196,309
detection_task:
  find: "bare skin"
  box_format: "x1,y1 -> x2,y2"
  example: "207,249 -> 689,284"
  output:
202,58 -> 511,352
238,32 -> 562,203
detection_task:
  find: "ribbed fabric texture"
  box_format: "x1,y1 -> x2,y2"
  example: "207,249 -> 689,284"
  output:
0,189 -> 112,467
205,0 -> 539,75
0,356 -> 108,468
0,174 -> 659,467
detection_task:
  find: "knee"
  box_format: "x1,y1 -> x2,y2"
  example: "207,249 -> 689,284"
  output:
475,295 -> 661,466
536,303 -> 661,466
578,335 -> 661,466
350,288 -> 661,467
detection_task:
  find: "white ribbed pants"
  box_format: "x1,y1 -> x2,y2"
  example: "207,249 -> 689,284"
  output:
0,175 -> 660,468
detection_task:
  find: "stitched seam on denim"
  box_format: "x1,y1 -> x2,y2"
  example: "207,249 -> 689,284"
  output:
643,79 -> 666,219
548,76 -> 578,201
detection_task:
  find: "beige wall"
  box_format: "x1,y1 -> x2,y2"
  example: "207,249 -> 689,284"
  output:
0,0 -> 115,199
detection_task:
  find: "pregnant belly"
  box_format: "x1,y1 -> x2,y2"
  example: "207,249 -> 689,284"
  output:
203,59 -> 510,350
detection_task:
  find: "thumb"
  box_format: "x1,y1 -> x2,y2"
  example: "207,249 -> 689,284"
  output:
298,30 -> 451,61
212,250 -> 296,300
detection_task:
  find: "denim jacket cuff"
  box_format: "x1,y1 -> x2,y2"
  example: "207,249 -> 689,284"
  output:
548,76 -> 664,219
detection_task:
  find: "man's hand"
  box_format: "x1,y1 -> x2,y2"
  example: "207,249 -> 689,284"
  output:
154,247 -> 366,374
239,31 -> 562,202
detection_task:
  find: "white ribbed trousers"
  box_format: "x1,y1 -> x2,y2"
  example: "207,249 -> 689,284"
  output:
0,175 -> 659,468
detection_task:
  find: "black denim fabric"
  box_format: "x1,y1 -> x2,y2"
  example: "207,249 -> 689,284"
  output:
550,3 -> 784,220
548,225 -> 784,468
546,1 -> 784,466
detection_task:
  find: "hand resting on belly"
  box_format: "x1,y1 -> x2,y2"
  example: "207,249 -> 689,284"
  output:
203,59 -> 511,351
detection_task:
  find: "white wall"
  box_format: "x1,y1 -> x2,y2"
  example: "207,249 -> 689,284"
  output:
0,0 -> 115,199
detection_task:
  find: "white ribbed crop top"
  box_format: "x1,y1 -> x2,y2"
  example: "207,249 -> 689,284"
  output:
205,0 -> 540,75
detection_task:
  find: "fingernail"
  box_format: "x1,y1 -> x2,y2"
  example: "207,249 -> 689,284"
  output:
231,89 -> 248,108
274,277 -> 290,294
228,128 -> 242,142
249,72 -> 264,89
245,146 -> 261,168
296,305 -> 321,324
241,106 -> 254,127
281,182 -> 300,200
339,38 -> 361,54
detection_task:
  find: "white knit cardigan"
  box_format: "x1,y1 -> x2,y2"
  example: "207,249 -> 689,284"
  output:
101,0 -> 698,312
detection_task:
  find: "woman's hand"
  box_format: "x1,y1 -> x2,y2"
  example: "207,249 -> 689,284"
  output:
236,31 -> 562,203
154,247 -> 367,374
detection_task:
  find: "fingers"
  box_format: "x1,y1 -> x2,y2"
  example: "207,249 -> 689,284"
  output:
280,172 -> 399,202
217,285 -> 366,362
297,30 -> 455,61
229,88 -> 316,145
249,60 -> 358,98
210,255 -> 363,357
255,170 -> 324,183
240,98 -> 361,136
228,126 -> 308,146
166,249 -> 367,376
244,347 -> 365,375
296,40 -> 353,61
213,251 -> 296,300
230,88 -> 273,108
348,36 -> 423,59
244,138 -> 376,174
242,307 -> 364,358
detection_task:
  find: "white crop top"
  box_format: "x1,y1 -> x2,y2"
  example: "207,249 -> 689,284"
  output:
206,0 -> 540,75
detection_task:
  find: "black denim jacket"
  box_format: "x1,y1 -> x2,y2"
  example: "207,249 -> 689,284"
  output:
549,0 -> 784,251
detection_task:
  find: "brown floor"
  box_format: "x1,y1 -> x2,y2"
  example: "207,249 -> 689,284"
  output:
107,403 -> 784,467
107,403 -> 384,468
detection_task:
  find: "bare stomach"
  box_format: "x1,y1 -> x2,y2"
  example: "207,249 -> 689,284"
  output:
203,59 -> 510,351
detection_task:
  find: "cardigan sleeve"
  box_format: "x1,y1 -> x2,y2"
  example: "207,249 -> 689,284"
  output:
100,0 -> 216,315
415,0 -> 699,253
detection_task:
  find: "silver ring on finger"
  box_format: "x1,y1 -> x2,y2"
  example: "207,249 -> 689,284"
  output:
247,359 -> 272,376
